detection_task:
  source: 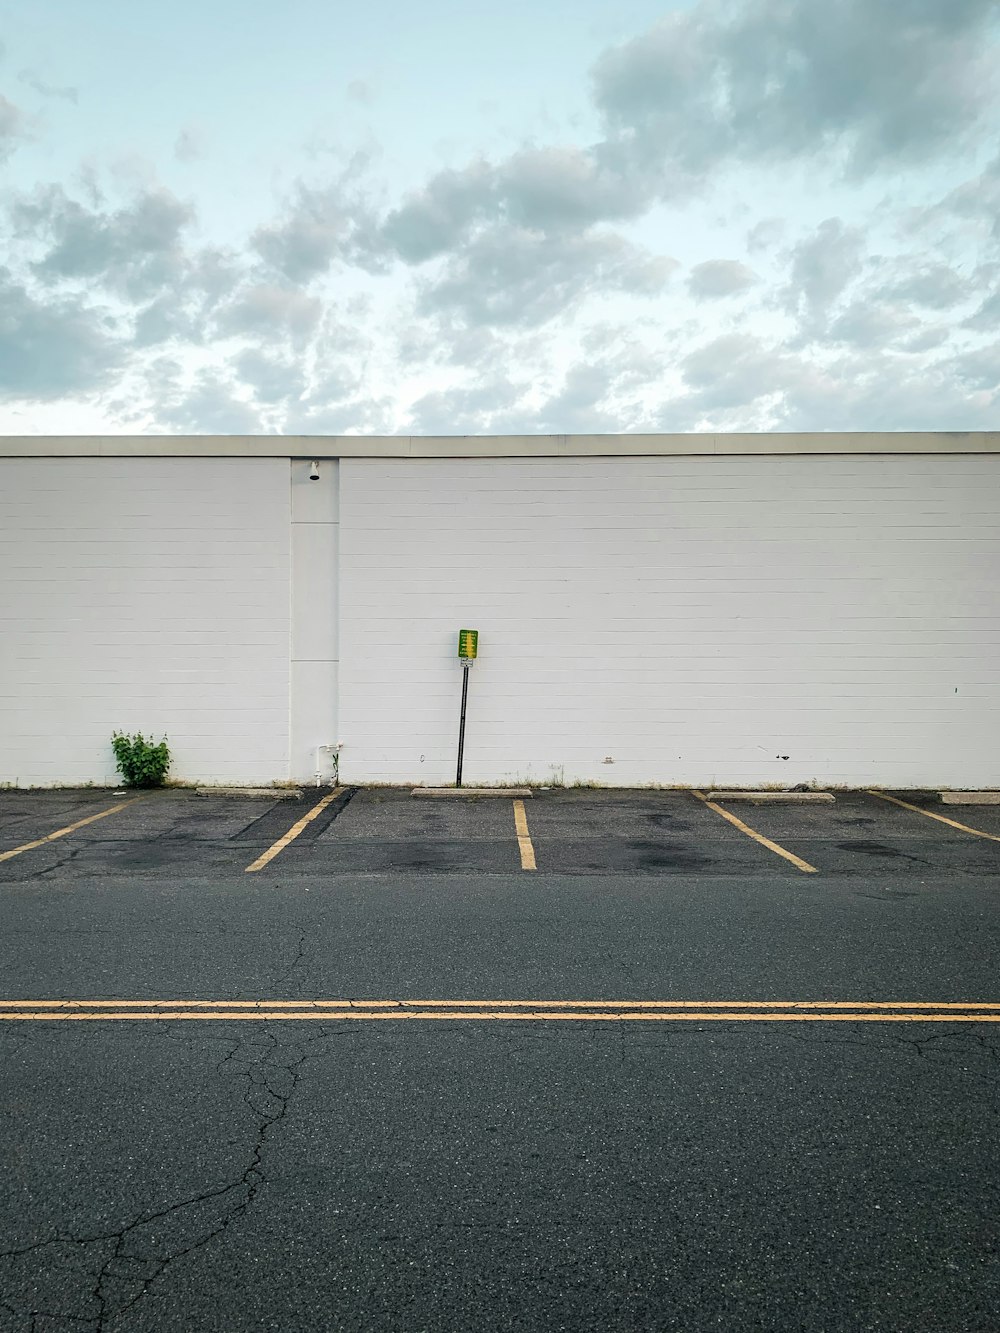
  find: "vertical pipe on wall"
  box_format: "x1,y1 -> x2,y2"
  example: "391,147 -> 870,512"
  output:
289,460 -> 341,785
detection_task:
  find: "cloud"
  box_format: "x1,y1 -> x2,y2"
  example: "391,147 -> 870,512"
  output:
418,227 -> 674,329
174,128 -> 202,162
963,288 -> 1000,332
283,389 -> 394,434
233,349 -> 306,404
746,217 -> 785,252
407,323 -> 666,435
934,153 -> 1000,236
380,144 -> 655,270
875,262 -> 969,309
367,0 -> 1000,341
827,301 -> 920,349
17,68 -> 78,103
214,283 -> 322,346
528,348 -> 666,433
784,218 -> 865,322
131,247 -> 243,348
11,184 -> 196,300
0,269 -> 122,399
251,156 -> 382,281
900,327 -> 950,354
153,369 -> 262,433
668,331 -> 1000,432
952,343 -> 1000,390
777,350 -> 999,431
592,0 -> 1000,182
681,332 -> 802,411
380,161 -> 496,263
0,93 -> 25,160
407,375 -> 530,435
688,259 -> 758,299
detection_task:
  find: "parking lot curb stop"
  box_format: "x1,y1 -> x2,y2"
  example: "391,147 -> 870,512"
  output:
411,787 -> 533,798
706,791 -> 835,803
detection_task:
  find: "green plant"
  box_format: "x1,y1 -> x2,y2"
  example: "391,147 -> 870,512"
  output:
111,731 -> 171,788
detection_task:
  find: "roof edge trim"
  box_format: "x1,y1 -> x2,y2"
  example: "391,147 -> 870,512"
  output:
1,431 -> 999,459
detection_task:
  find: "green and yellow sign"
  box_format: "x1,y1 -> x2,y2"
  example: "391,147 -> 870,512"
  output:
458,628 -> 479,660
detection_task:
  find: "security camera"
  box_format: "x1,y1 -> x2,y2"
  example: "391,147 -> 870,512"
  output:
309,461 -> 320,481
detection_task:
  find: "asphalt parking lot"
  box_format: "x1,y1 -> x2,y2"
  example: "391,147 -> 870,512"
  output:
1,786 -> 999,1332
1,784 -> 999,882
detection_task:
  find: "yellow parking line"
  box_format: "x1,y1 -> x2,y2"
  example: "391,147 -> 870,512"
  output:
691,791 -> 818,873
512,799 -> 536,870
0,799 -> 137,864
869,791 -> 1000,843
244,788 -> 343,872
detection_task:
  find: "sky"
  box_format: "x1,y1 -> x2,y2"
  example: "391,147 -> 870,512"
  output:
1,0 -> 999,435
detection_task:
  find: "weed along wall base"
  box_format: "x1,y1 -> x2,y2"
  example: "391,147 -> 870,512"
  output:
1,433 -> 999,790
110,733 -> 171,789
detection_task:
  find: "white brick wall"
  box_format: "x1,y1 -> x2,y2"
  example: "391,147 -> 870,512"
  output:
339,456 -> 1000,788
0,458 -> 290,787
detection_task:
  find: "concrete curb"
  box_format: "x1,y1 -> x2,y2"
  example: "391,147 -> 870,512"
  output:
706,791 -> 835,803
411,787 -> 533,798
939,791 -> 1000,805
195,787 -> 304,798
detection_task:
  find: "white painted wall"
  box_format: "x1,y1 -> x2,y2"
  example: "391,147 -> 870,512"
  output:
4,449 -> 996,790
339,456 -> 1000,789
0,458 -> 290,787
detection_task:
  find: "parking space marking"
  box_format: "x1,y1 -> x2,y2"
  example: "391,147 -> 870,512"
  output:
869,791 -> 1000,843
512,799 -> 537,871
691,791 -> 818,873
244,788 -> 344,872
0,799 -> 137,864
1,999 -> 998,1022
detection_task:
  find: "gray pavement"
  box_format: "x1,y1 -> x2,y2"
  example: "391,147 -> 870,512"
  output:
0,787 -> 998,1331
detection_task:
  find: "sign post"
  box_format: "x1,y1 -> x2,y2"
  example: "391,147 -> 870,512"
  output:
455,629 -> 478,788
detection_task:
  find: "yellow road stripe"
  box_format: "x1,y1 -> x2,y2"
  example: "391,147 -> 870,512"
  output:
513,798 -> 536,870
1,1010 -> 998,1023
244,788 -> 343,872
869,791 -> 1000,843
0,799 -> 136,864
691,791 -> 818,873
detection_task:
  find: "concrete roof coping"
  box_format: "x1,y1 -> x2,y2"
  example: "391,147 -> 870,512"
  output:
1,432 -> 999,459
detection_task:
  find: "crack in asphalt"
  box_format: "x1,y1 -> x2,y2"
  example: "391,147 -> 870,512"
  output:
0,1017 -> 342,1332
789,1027 -> 1000,1085
30,847 -> 85,880
277,926 -> 310,997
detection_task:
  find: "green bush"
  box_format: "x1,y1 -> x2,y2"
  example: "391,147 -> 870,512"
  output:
111,731 -> 171,788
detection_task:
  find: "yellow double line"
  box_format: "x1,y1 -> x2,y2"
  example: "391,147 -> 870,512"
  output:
1,1000 -> 998,1022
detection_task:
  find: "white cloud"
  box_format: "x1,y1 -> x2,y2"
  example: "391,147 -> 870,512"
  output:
688,259 -> 758,299
0,93 -> 26,161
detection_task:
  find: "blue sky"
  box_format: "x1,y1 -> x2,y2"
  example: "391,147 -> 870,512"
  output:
1,0 -> 999,434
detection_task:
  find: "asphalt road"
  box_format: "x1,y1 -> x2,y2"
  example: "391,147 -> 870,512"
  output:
0,787 -> 998,1331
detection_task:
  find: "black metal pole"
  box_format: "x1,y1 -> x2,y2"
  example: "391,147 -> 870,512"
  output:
456,665 -> 470,787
